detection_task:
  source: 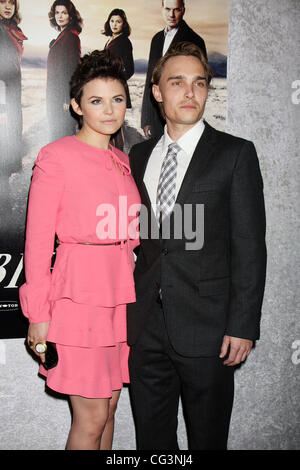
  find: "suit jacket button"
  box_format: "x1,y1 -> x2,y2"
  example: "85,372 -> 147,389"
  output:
162,248 -> 168,255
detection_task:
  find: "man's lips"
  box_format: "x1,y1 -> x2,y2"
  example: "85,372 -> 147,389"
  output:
180,104 -> 197,109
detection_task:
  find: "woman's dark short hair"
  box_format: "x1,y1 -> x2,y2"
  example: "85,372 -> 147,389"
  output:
102,9 -> 131,37
70,49 -> 127,108
48,0 -> 83,33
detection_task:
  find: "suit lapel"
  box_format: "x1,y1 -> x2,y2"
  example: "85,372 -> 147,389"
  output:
175,122 -> 217,207
156,30 -> 165,58
170,20 -> 189,46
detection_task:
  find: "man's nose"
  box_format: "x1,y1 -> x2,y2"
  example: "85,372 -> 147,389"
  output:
185,83 -> 194,98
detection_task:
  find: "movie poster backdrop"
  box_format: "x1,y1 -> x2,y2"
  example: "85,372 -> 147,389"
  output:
0,0 -> 229,338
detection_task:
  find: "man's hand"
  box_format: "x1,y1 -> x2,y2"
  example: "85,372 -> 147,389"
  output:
220,335 -> 253,366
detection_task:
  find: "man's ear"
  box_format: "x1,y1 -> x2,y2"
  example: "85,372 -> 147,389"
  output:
71,98 -> 83,116
152,84 -> 163,103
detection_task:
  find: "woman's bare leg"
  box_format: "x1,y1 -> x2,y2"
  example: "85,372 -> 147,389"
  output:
66,395 -> 109,450
100,390 -> 121,450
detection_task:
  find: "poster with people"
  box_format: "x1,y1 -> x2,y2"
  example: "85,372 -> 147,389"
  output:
0,0 -> 229,338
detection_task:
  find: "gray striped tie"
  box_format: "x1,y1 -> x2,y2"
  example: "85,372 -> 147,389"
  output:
156,142 -> 181,225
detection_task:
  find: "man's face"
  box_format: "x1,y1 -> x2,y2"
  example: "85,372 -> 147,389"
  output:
152,55 -> 208,132
162,0 -> 185,30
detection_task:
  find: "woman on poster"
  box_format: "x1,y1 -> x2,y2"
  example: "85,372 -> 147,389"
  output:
19,49 -> 140,450
103,8 -> 134,150
46,0 -> 82,142
0,0 -> 27,176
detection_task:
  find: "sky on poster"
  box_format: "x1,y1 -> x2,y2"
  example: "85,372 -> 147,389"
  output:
21,0 -> 229,61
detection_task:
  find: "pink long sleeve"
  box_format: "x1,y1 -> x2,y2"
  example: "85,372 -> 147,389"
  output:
19,147 -> 65,323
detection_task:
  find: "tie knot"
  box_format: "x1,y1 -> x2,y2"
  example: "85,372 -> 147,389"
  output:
168,142 -> 181,156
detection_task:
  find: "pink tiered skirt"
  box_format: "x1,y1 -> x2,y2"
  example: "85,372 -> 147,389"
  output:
39,298 -> 130,398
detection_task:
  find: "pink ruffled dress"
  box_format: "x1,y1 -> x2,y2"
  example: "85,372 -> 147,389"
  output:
19,135 -> 141,398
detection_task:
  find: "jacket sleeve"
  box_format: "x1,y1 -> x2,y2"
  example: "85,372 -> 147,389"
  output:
61,32 -> 81,104
19,147 -> 65,324
141,36 -> 158,129
122,38 -> 134,80
225,141 -> 267,340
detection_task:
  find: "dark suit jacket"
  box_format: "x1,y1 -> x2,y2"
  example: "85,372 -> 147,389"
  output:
105,34 -> 134,108
46,26 -> 81,141
127,122 -> 267,357
141,20 -> 207,136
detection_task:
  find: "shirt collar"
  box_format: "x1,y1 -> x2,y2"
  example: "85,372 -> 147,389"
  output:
162,119 -> 205,157
164,26 -> 179,37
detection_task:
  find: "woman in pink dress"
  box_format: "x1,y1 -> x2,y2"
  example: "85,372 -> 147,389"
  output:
19,49 -> 141,450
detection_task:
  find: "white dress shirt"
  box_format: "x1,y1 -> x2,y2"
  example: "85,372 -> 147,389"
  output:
162,26 -> 178,55
144,120 -> 205,213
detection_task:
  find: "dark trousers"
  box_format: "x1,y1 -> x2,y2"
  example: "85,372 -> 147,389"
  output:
128,298 -> 234,450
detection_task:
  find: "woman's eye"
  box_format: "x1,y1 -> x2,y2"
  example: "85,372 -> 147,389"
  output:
114,97 -> 124,103
91,99 -> 101,105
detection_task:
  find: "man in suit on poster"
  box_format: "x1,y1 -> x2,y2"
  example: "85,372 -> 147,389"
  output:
128,42 -> 267,449
141,0 -> 207,139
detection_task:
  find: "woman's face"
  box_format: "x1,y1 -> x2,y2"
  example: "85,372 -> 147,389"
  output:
0,0 -> 15,21
55,5 -> 70,29
71,77 -> 127,140
109,15 -> 124,35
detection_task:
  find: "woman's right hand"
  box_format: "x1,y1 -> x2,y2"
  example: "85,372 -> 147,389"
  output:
27,321 -> 50,363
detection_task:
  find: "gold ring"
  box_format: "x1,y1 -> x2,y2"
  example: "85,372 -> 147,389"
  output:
28,340 -> 34,348
35,342 -> 47,354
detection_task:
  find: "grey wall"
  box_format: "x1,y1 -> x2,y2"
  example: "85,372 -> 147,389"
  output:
0,0 -> 299,450
226,0 -> 300,450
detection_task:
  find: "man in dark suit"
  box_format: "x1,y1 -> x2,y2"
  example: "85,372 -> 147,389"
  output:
128,42 -> 267,450
141,0 -> 207,139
